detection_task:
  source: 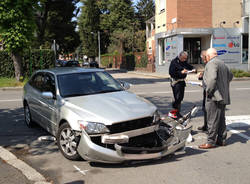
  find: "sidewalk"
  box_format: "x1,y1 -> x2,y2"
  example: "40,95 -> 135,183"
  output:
125,69 -> 250,81
0,146 -> 51,184
127,70 -> 200,81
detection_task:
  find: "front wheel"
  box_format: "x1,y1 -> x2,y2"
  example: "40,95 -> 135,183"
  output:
57,123 -> 81,160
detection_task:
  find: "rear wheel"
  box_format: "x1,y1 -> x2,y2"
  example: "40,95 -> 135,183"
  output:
24,103 -> 34,128
57,123 -> 81,160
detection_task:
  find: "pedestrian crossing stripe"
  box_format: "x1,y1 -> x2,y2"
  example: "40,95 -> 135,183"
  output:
226,115 -> 250,140
226,115 -> 250,127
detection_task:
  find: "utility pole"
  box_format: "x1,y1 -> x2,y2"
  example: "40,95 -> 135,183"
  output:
53,40 -> 57,66
98,31 -> 101,67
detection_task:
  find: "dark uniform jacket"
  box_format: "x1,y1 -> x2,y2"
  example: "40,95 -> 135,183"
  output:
169,56 -> 194,80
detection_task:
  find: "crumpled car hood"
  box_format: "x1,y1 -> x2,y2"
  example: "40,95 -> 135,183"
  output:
64,91 -> 156,125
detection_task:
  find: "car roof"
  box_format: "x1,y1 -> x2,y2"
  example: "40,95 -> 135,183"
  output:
35,67 -> 104,75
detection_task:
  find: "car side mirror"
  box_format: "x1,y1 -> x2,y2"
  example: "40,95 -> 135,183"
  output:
42,92 -> 54,99
120,81 -> 131,90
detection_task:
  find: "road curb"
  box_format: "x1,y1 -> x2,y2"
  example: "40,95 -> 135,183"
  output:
0,146 -> 51,184
0,87 -> 23,91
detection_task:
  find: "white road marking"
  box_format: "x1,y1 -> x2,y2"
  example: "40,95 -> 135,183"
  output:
73,165 -> 89,176
134,87 -> 250,95
226,115 -> 250,141
227,127 -> 250,140
235,88 -> 250,90
135,90 -> 201,95
0,99 -> 22,102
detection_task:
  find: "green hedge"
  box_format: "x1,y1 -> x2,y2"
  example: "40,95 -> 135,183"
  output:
231,69 -> 250,77
135,52 -> 148,68
0,51 -> 13,78
0,49 -> 54,78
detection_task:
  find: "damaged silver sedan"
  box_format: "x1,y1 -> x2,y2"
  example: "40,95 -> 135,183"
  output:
23,67 -> 193,163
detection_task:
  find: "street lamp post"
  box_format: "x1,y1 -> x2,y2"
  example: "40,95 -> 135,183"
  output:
98,31 -> 101,67
91,31 -> 101,66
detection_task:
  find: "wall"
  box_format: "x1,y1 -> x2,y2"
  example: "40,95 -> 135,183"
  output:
177,0 -> 212,28
166,0 -> 177,30
212,0 -> 242,28
155,0 -> 167,34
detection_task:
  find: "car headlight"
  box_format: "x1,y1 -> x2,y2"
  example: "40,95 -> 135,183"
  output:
153,110 -> 161,124
78,120 -> 110,134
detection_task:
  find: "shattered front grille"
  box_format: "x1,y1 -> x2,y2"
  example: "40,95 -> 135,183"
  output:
107,117 -> 154,134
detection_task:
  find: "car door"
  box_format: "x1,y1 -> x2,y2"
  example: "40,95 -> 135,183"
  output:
39,72 -> 58,134
27,72 -> 45,124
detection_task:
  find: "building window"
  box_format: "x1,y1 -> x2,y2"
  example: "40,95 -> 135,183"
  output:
159,0 -> 166,13
159,39 -> 165,65
242,34 -> 249,64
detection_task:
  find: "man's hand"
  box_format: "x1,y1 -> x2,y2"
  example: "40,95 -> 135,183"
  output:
181,69 -> 188,74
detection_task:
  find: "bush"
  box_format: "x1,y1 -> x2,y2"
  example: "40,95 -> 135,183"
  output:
0,49 -> 54,78
231,69 -> 250,78
135,52 -> 148,68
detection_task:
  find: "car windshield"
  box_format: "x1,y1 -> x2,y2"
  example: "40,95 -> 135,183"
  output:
57,71 -> 124,97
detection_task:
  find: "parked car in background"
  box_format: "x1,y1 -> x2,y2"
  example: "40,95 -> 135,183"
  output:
82,60 -> 99,68
23,67 -> 174,163
64,60 -> 80,67
56,60 -> 80,67
89,60 -> 99,68
55,59 -> 66,67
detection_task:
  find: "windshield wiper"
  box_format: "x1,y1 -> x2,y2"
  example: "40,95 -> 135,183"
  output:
63,93 -> 89,98
93,89 -> 123,94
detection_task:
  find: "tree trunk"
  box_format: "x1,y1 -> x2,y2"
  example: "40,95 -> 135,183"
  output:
11,52 -> 23,81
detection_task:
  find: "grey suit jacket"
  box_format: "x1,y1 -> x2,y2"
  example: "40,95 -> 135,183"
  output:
203,57 -> 233,105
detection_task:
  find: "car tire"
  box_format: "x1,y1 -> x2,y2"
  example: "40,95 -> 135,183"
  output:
57,123 -> 82,160
24,103 -> 35,128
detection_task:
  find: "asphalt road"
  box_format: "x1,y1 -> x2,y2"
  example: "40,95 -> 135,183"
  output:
0,72 -> 250,184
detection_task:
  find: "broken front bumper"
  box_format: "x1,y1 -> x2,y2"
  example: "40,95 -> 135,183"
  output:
77,125 -> 192,163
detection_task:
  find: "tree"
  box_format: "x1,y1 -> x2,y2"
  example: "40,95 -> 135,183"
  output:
99,0 -> 136,54
100,0 -> 135,32
35,0 -> 80,53
0,0 -> 38,81
78,0 -> 100,58
135,0 -> 155,30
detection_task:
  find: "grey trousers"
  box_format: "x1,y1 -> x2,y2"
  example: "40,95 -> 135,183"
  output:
206,98 -> 227,145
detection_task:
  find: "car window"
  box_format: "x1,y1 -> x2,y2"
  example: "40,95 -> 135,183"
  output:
65,60 -> 79,67
43,73 -> 56,96
57,71 -> 123,98
29,73 -> 44,91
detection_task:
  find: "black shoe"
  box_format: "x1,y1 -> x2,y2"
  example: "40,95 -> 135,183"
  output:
197,126 -> 207,132
216,140 -> 226,146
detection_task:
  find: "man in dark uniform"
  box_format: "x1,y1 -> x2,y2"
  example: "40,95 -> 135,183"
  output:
169,51 -> 195,118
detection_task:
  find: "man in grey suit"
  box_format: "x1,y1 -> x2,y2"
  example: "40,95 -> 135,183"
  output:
199,48 -> 233,149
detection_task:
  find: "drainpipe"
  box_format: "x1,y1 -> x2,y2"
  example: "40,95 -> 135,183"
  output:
248,18 -> 250,71
248,0 -> 250,71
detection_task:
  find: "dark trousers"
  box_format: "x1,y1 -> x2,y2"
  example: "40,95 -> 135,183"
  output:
202,90 -> 208,128
171,82 -> 185,112
206,98 -> 227,145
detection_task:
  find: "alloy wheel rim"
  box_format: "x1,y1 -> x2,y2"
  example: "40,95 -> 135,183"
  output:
60,128 -> 77,156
